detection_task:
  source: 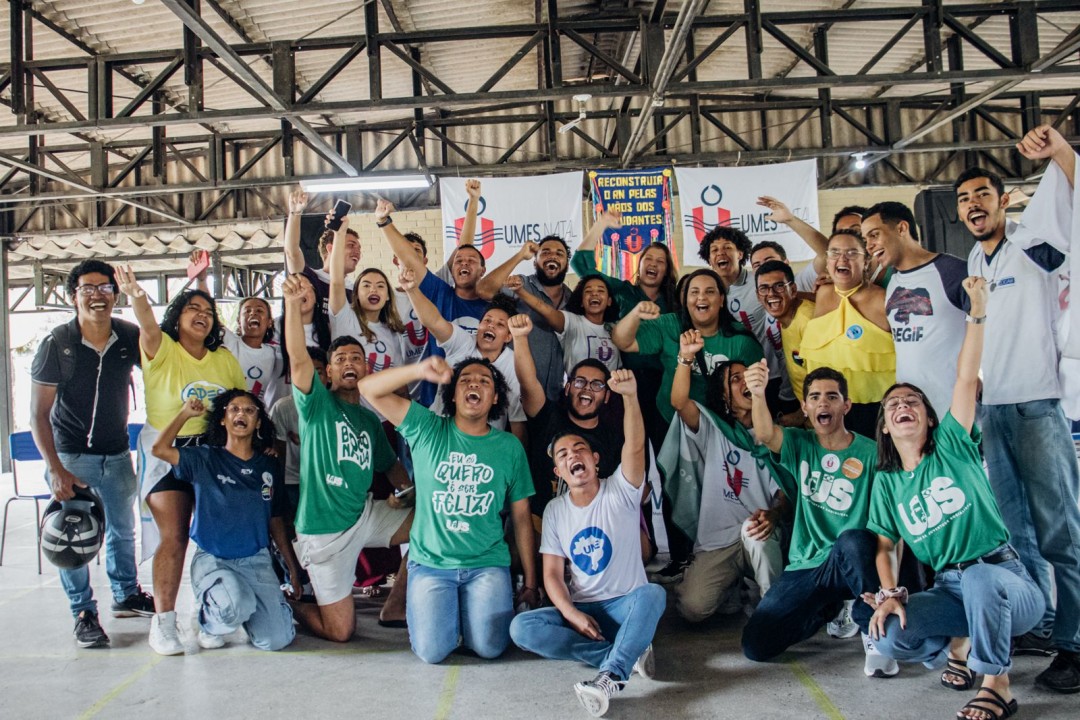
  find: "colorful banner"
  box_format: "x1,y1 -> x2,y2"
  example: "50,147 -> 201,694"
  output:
674,159 -> 819,267
588,168 -> 675,280
440,172 -> 584,274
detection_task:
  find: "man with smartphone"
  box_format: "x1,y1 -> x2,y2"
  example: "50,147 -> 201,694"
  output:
284,191 -> 361,326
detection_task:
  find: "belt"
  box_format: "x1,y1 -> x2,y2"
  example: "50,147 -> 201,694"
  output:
946,546 -> 1018,572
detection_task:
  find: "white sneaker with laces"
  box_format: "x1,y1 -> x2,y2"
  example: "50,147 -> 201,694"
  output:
632,644 -> 655,680
149,612 -> 185,656
862,632 -> 899,678
197,629 -> 225,650
827,599 -> 860,639
574,671 -> 624,717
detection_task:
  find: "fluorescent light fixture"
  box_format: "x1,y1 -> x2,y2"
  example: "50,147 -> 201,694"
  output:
852,152 -> 868,170
300,175 -> 432,193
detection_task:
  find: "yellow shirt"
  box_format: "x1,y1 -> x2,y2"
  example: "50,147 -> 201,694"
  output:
780,300 -> 815,402
801,294 -> 895,404
142,334 -> 246,436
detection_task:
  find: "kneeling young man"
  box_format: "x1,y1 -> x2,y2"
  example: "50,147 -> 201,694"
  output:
359,356 -> 537,664
151,390 -> 295,651
511,369 -> 665,718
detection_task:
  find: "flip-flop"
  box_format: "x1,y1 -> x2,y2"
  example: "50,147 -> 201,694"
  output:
378,618 -> 408,629
941,657 -> 977,691
956,686 -> 1018,720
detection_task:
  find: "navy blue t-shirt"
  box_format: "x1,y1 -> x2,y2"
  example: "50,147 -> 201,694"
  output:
417,271 -> 488,405
176,446 -> 285,559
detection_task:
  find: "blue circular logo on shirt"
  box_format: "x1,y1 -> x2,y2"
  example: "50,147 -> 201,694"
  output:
845,324 -> 864,341
569,527 -> 612,576
726,449 -> 741,465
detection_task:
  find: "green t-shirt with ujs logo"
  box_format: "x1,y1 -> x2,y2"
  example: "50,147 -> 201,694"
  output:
293,382 -> 396,535
399,403 -> 533,570
776,427 -> 876,570
868,413 -> 1009,571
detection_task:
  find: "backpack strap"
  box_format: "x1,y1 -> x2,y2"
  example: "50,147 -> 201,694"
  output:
48,318 -> 83,386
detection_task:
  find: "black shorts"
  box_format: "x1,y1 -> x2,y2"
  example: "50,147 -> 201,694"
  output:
147,435 -> 202,496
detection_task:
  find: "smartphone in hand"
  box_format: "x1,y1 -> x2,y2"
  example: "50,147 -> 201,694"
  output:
326,199 -> 352,231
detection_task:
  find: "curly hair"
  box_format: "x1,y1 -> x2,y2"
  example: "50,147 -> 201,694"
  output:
440,357 -> 509,422
698,225 -> 752,266
484,292 -> 519,321
160,289 -> 225,351
236,297 -> 275,343
199,388 -> 276,453
66,260 -> 118,299
566,275 -> 620,324
704,360 -> 747,426
349,268 -> 405,343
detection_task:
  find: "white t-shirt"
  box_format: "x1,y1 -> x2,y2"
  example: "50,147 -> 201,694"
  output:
685,404 -> 779,552
727,267 -> 778,380
429,325 -> 525,425
329,306 -> 405,374
394,289 -> 430,366
222,329 -> 282,403
794,262 -> 819,294
269,396 -> 300,486
557,311 -> 620,375
541,465 -> 648,603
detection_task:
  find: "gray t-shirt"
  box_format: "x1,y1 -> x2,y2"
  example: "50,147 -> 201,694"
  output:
509,274 -> 570,401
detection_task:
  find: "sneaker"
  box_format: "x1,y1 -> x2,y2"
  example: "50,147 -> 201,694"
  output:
648,559 -> 689,585
149,613 -> 185,656
862,633 -> 899,678
827,599 -> 860,639
1035,650 -> 1080,694
197,629 -> 225,650
111,587 -> 155,618
632,644 -> 655,680
1011,631 -> 1057,657
73,611 -> 110,648
574,671 -> 624,718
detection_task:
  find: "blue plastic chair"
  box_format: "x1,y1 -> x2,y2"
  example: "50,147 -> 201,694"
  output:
0,432 -> 50,574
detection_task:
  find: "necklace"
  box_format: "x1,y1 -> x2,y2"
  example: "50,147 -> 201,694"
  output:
979,237 -> 1007,292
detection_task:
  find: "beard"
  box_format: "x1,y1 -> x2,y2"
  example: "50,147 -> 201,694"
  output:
536,264 -> 568,287
567,401 -> 601,422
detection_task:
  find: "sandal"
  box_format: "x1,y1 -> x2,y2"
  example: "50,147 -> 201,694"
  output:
941,657 -> 977,691
956,686 -> 1018,720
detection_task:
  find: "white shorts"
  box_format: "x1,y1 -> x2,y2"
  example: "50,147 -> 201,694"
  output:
293,496 -> 411,605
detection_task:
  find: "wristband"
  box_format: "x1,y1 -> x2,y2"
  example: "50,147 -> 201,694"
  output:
874,586 -> 909,605
965,314 -> 986,324
376,216 -> 393,228
677,355 -> 694,367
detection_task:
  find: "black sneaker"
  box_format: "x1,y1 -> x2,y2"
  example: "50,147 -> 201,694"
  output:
648,559 -> 690,585
111,587 -> 155,618
1035,650 -> 1080,694
74,611 -> 110,648
1011,631 -> 1057,657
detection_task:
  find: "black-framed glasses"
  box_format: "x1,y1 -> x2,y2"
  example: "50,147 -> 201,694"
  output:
755,281 -> 792,296
75,283 -> 115,297
570,377 -> 607,392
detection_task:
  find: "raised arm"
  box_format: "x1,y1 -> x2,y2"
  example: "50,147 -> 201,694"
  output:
611,301 -> 660,353
327,216 -> 351,315
358,357 -> 452,427
950,277 -> 988,433
188,250 -> 211,295
115,265 -> 163,359
745,359 -> 783,453
577,208 -> 622,254
282,275 -> 314,394
1016,124 -> 1076,189
399,267 -> 453,344
758,195 -> 829,274
457,179 -> 481,245
151,398 -> 205,466
507,274 -> 565,332
671,329 -> 704,431
476,241 -> 537,300
375,199 -> 429,282
609,369 -> 645,488
283,189 -> 309,274
508,314 -> 545,417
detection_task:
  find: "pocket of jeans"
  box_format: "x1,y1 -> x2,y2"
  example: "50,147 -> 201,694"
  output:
1014,399 -> 1056,419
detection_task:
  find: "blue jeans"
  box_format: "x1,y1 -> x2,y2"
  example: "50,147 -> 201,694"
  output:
852,554 -> 1044,675
980,400 -> 1080,651
510,583 -> 666,681
406,561 -> 514,664
191,548 -> 295,651
742,529 -> 878,661
48,452 -> 139,617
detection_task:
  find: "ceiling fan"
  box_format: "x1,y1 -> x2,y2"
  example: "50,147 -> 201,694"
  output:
558,94 -> 593,134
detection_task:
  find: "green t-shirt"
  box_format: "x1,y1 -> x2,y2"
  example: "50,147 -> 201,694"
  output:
399,403 -> 534,570
868,413 -> 1009,571
636,313 -> 764,423
293,382 -> 396,535
776,427 -> 876,571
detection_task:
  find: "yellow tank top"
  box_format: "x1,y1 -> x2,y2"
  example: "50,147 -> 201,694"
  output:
800,288 -> 895,404
780,300 -> 815,401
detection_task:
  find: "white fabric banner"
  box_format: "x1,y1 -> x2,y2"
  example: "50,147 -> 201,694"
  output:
440,173 -> 584,274
674,160 -> 819,267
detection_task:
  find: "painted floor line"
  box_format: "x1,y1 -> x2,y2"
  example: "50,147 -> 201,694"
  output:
0,576 -> 58,608
79,654 -> 162,720
787,660 -> 845,720
434,665 -> 462,720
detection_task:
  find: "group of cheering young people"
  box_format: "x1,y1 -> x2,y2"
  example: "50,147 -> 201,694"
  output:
28,124 -> 1080,720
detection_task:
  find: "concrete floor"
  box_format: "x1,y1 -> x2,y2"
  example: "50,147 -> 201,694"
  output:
2,491 -> 1077,720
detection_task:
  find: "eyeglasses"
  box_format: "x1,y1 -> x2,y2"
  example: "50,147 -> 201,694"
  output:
755,281 -> 792,296
570,377 -> 607,392
225,404 -> 259,417
882,394 -> 924,411
75,283 -> 115,297
826,249 -> 866,260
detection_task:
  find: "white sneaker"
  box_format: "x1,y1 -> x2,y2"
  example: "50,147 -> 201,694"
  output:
862,633 -> 899,678
574,672 -> 623,718
827,599 -> 860,639
149,613 -> 185,656
197,629 -> 225,650
632,644 -> 655,680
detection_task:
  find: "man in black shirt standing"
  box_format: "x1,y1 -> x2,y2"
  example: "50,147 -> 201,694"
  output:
30,260 -> 154,648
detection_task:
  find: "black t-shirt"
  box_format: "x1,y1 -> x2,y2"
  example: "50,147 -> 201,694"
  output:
525,399 -> 623,515
31,319 -> 140,455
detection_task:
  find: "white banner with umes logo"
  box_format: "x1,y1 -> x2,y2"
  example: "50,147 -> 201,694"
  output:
440,173 -> 584,275
674,159 -> 820,267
